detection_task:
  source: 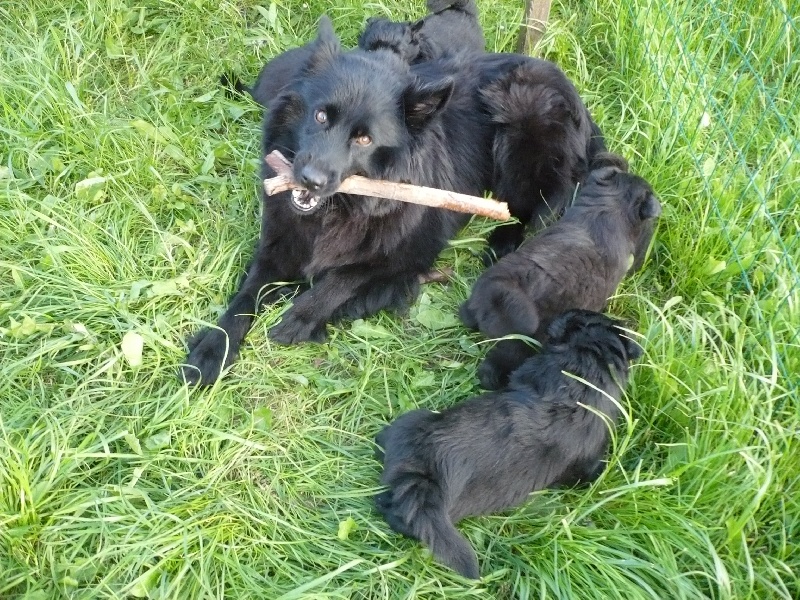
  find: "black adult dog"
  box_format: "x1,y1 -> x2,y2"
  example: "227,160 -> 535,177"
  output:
460,153 -> 661,389
359,0 -> 484,63
181,17 -> 493,385
374,309 -> 642,579
183,19 -> 603,385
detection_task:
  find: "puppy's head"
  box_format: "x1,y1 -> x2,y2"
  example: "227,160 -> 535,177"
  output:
358,17 -> 421,62
580,155 -> 661,270
547,309 -> 643,364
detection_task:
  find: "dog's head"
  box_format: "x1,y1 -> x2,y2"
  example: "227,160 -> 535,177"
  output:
267,16 -> 454,216
580,154 -> 662,271
546,309 -> 643,364
358,17 -> 422,62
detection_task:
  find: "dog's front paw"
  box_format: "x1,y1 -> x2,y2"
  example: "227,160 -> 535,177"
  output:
477,357 -> 509,390
180,328 -> 238,386
484,226 -> 524,266
268,311 -> 328,345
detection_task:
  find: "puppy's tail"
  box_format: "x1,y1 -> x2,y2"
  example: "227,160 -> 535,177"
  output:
427,0 -> 478,17
387,473 -> 480,579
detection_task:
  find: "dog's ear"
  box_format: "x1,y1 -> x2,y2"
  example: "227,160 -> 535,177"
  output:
546,311 -> 574,342
638,192 -> 662,220
305,15 -> 341,75
621,335 -> 643,360
591,165 -> 623,185
590,151 -> 629,172
403,77 -> 454,131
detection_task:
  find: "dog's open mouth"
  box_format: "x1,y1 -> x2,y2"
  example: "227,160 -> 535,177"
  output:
291,189 -> 320,212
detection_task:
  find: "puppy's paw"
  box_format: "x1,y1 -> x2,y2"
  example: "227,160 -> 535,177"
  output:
477,357 -> 509,390
180,328 -> 238,386
484,226 -> 523,265
268,311 -> 328,345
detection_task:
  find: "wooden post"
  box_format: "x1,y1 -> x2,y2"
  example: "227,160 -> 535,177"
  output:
517,0 -> 552,55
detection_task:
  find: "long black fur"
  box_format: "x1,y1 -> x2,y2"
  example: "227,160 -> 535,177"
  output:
460,154 -> 661,389
476,53 -> 606,260
359,0 -> 484,64
181,17 -> 493,385
374,309 -> 643,579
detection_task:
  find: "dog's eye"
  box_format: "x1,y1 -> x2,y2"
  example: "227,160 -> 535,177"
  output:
314,109 -> 328,124
355,134 -> 372,146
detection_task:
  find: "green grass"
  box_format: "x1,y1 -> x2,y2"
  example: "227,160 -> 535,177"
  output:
1,0 -> 797,597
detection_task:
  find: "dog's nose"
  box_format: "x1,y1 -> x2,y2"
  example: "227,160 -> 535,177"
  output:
299,165 -> 328,192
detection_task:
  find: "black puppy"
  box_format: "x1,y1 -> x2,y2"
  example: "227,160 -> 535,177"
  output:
375,310 -> 643,579
359,0 -> 484,63
181,17 -> 494,385
460,153 -> 661,389
478,54 -> 607,260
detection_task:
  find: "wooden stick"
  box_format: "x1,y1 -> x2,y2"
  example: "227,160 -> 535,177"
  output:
263,151 -> 510,221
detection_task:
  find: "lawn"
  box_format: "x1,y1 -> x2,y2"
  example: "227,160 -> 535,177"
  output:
1,0 -> 797,598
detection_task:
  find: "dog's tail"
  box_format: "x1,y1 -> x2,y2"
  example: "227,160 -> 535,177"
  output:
383,473 -> 480,579
219,72 -> 252,99
427,0 -> 478,17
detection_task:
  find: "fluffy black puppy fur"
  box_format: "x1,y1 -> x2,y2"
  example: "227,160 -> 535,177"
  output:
460,153 -> 661,389
476,53 -> 606,260
181,17 -> 494,385
359,0 -> 484,63
374,309 -> 643,579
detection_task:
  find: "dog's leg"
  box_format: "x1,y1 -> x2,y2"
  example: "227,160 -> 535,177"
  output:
180,237 -> 305,386
268,268 -> 418,345
484,221 -> 526,265
477,339 -> 537,390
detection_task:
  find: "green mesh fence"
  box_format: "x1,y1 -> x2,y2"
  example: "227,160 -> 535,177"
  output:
612,0 -> 798,381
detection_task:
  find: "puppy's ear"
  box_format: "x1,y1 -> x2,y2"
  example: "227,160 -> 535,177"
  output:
305,15 -> 341,75
403,77 -> 454,131
546,311 -> 573,342
590,151 -> 629,172
638,192 -> 662,220
619,333 -> 643,361
591,165 -> 623,184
